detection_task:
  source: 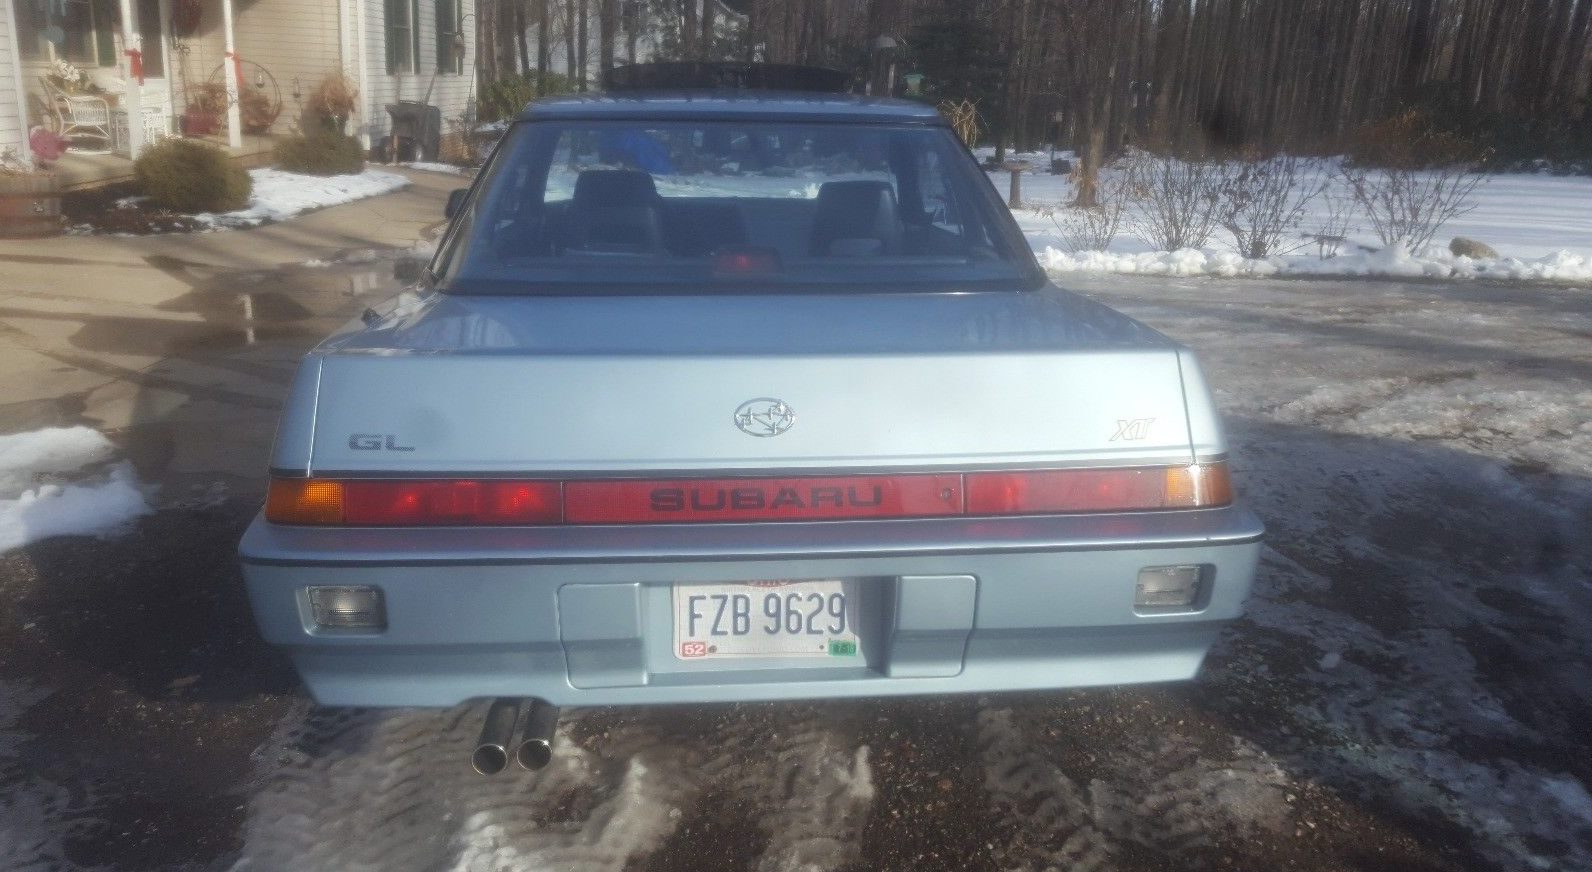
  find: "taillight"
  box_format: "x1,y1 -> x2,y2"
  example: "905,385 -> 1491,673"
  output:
265,479 -> 562,525
264,463 -> 1231,526
965,463 -> 1231,514
564,474 -> 963,524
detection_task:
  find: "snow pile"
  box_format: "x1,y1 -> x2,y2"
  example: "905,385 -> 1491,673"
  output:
0,427 -> 151,553
1037,243 -> 1592,282
401,162 -> 471,176
197,169 -> 410,228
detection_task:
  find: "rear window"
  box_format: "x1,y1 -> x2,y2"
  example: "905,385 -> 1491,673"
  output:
433,119 -> 1040,294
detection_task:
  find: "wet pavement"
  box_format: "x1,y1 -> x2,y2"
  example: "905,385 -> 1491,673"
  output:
1,194 -> 1590,870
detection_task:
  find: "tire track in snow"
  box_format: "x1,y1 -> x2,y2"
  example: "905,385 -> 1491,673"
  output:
235,701 -> 876,872
977,702 -> 1294,871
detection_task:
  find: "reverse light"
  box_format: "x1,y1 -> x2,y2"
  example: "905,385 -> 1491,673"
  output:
1135,565 -> 1206,611
308,585 -> 386,629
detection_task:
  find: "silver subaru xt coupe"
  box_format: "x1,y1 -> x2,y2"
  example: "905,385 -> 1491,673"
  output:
240,84 -> 1261,773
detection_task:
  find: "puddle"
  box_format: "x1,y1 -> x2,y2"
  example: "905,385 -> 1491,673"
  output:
61,254 -> 415,357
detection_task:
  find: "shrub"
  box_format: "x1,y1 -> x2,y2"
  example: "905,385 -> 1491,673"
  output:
274,130 -> 365,176
1217,155 -> 1329,258
1122,150 -> 1229,251
480,72 -> 576,122
134,138 -> 251,212
305,72 -> 359,131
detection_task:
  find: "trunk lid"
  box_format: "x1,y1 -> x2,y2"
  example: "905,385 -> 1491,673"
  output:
285,291 -> 1196,476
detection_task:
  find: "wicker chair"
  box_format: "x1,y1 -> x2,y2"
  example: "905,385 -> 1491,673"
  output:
39,77 -> 112,154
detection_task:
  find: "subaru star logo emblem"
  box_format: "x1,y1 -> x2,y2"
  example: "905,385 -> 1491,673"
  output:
734,398 -> 796,437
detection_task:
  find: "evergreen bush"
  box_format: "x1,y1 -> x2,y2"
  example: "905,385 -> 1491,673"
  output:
274,130 -> 366,176
133,138 -> 252,213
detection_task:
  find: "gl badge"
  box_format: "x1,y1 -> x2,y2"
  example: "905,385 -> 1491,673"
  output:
734,398 -> 796,437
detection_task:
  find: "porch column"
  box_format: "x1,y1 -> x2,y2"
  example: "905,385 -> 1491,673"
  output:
117,0 -> 145,158
221,0 -> 243,148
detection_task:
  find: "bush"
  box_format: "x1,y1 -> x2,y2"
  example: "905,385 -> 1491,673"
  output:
133,138 -> 251,212
480,72 -> 576,122
274,131 -> 365,176
1217,155 -> 1329,258
1123,150 -> 1228,251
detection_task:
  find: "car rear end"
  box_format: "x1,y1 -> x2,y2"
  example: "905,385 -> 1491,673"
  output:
239,292 -> 1261,708
239,93 -> 1261,711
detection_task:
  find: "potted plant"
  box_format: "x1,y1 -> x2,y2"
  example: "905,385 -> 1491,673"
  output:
240,85 -> 281,134
182,82 -> 227,136
1,146 -> 63,238
305,72 -> 358,133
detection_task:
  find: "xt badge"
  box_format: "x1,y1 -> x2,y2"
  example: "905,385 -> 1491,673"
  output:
1110,418 -> 1155,441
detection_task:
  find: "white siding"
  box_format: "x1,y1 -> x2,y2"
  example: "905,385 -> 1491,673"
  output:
0,0 -> 26,159
360,0 -> 474,153
234,0 -> 343,134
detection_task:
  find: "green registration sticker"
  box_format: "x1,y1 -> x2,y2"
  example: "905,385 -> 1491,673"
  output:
828,640 -> 858,657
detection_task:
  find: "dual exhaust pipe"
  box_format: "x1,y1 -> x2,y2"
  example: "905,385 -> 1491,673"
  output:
471,697 -> 559,775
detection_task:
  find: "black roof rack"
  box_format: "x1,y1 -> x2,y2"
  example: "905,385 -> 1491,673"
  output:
601,62 -> 852,94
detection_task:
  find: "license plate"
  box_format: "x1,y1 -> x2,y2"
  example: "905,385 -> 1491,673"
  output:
672,579 -> 862,660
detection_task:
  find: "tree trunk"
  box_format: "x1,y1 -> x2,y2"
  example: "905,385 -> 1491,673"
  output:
537,0 -> 551,76
565,0 -> 578,82
577,0 -> 589,89
701,0 -> 714,58
598,0 -> 616,74
516,0 -> 531,76
683,0 -> 698,58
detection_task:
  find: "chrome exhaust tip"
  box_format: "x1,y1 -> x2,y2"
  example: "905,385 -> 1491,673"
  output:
513,699 -> 560,771
471,697 -> 522,775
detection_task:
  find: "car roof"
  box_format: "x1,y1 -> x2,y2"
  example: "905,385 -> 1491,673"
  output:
519,91 -> 947,125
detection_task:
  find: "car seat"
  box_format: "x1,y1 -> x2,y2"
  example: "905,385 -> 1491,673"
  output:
809,180 -> 902,257
566,170 -> 666,253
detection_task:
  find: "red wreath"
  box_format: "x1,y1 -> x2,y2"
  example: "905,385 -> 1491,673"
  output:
170,0 -> 201,37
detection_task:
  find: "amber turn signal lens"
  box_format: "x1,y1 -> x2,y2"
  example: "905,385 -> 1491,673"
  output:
1163,462 -> 1233,509
265,478 -> 345,524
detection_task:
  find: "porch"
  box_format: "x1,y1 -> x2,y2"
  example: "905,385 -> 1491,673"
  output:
51,133 -> 275,190
11,0 -> 332,171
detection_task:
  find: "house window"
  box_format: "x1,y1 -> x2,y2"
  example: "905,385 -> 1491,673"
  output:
436,0 -> 464,75
22,0 -> 119,66
136,0 -> 165,79
385,0 -> 422,74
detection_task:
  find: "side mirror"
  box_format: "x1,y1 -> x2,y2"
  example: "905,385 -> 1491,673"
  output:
445,188 -> 468,220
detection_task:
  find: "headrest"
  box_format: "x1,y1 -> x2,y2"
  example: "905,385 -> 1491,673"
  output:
572,170 -> 659,208
810,181 -> 899,255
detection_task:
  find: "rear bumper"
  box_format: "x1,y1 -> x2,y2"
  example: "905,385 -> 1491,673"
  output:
239,506 -> 1263,707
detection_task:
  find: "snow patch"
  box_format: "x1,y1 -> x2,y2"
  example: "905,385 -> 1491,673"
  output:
0,427 -> 151,553
400,161 -> 471,176
195,169 -> 410,229
1037,243 -> 1592,283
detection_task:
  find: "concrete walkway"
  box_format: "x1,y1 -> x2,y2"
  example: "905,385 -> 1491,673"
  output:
0,166 -> 457,496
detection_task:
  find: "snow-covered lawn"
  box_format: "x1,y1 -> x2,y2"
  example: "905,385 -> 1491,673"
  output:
195,168 -> 411,229
0,427 -> 150,552
980,149 -> 1592,282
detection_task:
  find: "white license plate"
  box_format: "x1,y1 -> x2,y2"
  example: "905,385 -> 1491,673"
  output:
672,579 -> 862,660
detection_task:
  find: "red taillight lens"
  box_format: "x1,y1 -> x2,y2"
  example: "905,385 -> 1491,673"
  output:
265,463 -> 1230,526
343,480 -> 562,525
267,478 -> 561,525
965,463 -> 1231,514
564,475 -> 963,523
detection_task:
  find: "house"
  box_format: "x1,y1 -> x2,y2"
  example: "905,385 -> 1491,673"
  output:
1,0 -> 475,182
